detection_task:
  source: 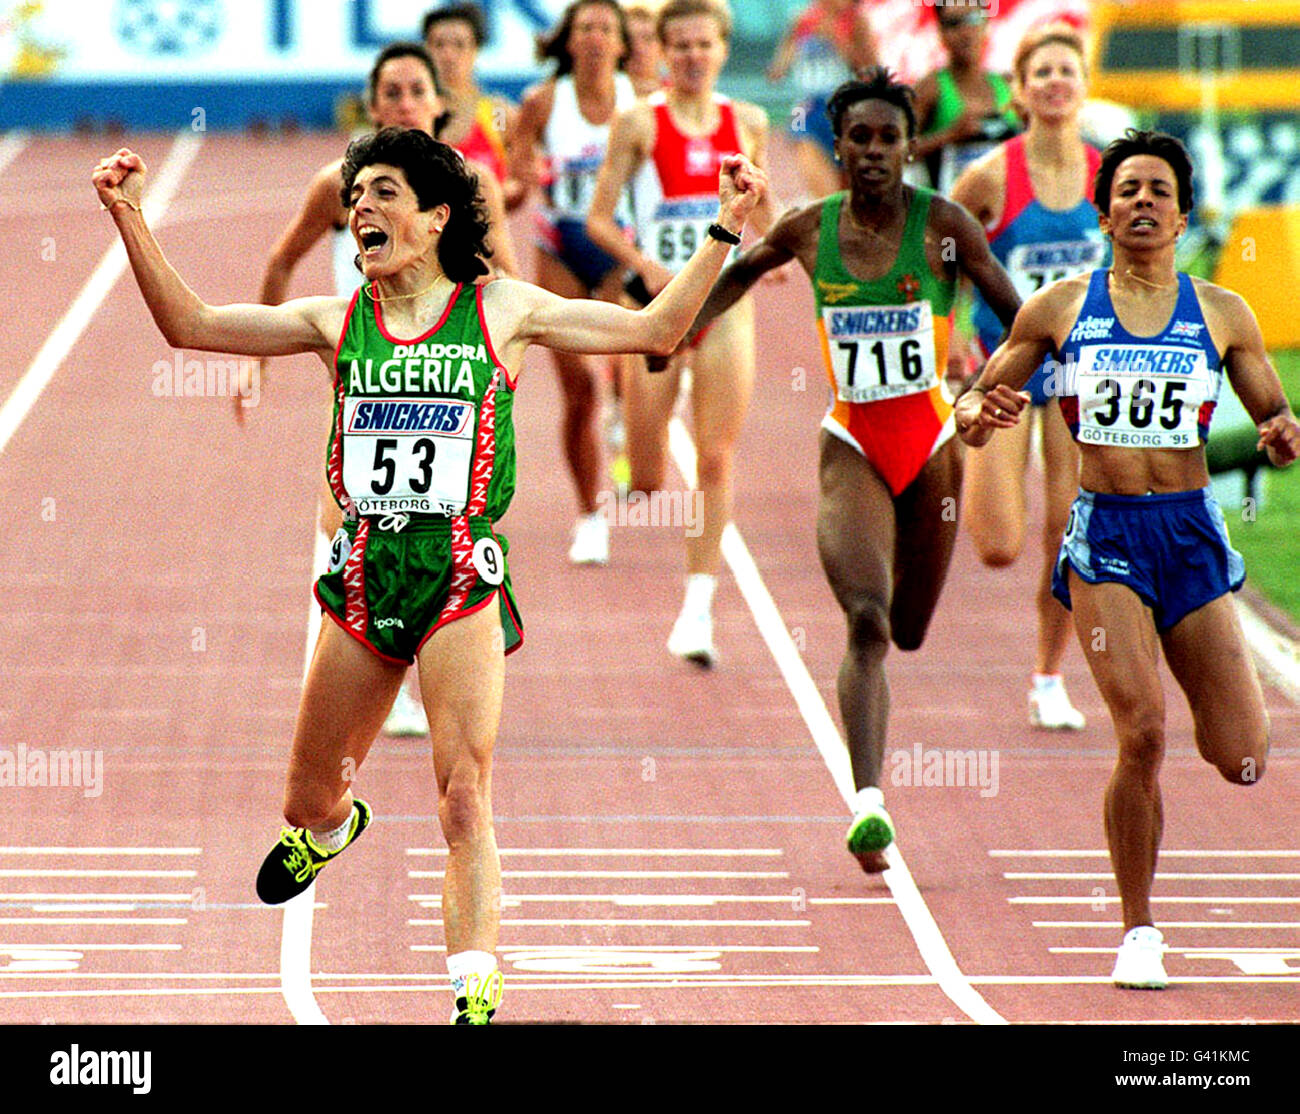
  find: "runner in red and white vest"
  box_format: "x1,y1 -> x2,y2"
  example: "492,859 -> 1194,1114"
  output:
587,0 -> 779,667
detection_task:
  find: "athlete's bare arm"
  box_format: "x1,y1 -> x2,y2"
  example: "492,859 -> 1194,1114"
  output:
949,146 -> 1005,232
734,100 -> 779,237
95,149 -> 345,363
260,160 -> 346,305
491,155 -> 766,371
586,102 -> 657,277
954,279 -> 1086,446
687,201 -> 817,340
504,79 -> 554,207
1200,281 -> 1300,467
930,194 -> 1020,328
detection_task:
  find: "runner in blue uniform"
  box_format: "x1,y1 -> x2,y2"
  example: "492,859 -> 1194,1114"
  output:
955,130 -> 1300,990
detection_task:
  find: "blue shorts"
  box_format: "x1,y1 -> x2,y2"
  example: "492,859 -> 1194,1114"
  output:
792,92 -> 837,159
1052,487 -> 1246,632
538,216 -> 619,291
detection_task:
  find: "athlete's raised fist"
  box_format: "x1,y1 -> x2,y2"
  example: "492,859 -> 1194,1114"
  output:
92,148 -> 147,211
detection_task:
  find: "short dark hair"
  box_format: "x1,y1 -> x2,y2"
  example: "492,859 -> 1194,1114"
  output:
1094,128 -> 1195,216
537,0 -> 629,75
827,67 -> 917,139
340,128 -> 492,284
367,42 -> 443,104
422,3 -> 487,46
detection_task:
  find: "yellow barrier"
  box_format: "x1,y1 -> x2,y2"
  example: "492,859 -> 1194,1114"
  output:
1213,207 -> 1300,350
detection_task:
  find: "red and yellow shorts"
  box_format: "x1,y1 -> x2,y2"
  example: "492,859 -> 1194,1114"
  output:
821,386 -> 955,496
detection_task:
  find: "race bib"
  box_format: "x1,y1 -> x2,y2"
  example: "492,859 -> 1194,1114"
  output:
1074,345 -> 1214,450
822,301 -> 937,404
1006,239 -> 1106,300
341,396 -> 476,515
647,196 -> 728,273
551,160 -> 600,220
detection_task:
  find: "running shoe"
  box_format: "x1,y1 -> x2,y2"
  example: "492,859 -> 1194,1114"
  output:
845,795 -> 895,856
384,685 -> 428,737
451,969 -> 505,1025
667,607 -> 715,668
1111,926 -> 1168,989
568,512 -> 610,565
1029,678 -> 1086,730
255,798 -> 372,905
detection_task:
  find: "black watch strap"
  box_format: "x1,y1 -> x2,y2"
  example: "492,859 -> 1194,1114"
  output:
707,222 -> 741,245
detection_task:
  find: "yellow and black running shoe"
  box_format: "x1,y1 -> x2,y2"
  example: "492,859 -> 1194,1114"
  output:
255,799 -> 372,904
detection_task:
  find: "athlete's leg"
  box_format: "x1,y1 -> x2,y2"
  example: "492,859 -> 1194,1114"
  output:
960,401 -> 1032,567
1159,593 -> 1269,785
1037,402 -> 1080,675
416,601 -> 505,956
889,438 -> 962,651
536,248 -> 601,514
1069,574 -> 1165,931
794,138 -> 843,199
686,295 -> 755,576
816,431 -> 897,792
623,351 -> 681,494
283,619 -> 406,830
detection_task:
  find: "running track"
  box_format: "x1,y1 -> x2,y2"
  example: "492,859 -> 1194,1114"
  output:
1,131 -> 1297,1034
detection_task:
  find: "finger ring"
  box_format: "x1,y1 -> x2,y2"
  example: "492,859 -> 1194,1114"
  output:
995,407 -> 1004,418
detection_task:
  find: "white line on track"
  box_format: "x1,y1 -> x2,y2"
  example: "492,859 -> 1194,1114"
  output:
0,132 -> 202,458
0,870 -> 197,878
409,918 -> 813,928
1014,896 -> 1300,905
0,131 -> 29,176
0,847 -> 201,856
666,417 -> 1006,1025
1006,872 -> 1300,881
408,869 -> 788,879
993,849 -> 1300,858
278,525 -> 332,1026
406,847 -> 784,856
1034,921 -> 1300,929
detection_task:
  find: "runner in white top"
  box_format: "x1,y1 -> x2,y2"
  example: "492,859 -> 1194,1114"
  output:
508,0 -> 636,565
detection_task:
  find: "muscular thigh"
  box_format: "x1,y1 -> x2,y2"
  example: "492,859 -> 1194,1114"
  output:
890,437 -> 962,647
690,295 -> 755,450
816,431 -> 895,611
1068,573 -> 1164,729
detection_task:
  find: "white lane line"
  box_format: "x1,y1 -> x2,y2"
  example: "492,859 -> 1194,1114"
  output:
667,418 -> 1006,1026
0,132 -> 202,458
409,918 -> 812,928
1051,946 -> 1300,954
993,849 -> 1300,858
278,524 -> 332,1027
0,848 -> 201,855
1006,872 -> 1300,881
407,869 -> 789,879
412,944 -> 821,953
1238,598 -> 1300,703
0,870 -> 197,878
0,131 -> 29,175
409,894 -> 893,906
1034,921 -> 1300,929
406,848 -> 785,856
1014,896 -> 1300,905
0,918 -> 187,925
0,893 -> 193,902
0,944 -> 182,952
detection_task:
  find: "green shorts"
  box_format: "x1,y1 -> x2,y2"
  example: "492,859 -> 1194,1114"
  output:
314,515 -> 523,664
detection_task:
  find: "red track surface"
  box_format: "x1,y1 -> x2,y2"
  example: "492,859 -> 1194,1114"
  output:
1,131 -> 1297,1030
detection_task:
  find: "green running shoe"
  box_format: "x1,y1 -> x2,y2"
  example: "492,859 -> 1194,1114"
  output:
255,798 -> 372,904
845,798 -> 894,856
451,970 -> 505,1025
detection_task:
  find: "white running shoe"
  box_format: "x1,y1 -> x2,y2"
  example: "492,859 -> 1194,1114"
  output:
667,607 -> 715,668
383,685 -> 428,737
1029,678 -> 1086,730
1111,926 -> 1168,989
568,512 -> 610,565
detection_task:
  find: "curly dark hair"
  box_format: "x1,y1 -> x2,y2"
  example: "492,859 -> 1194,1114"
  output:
536,0 -> 628,76
340,127 -> 492,284
827,67 -> 918,140
1094,128 -> 1195,216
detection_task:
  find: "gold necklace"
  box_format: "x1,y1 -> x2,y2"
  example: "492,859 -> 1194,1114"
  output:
1110,268 -> 1178,292
368,272 -> 450,304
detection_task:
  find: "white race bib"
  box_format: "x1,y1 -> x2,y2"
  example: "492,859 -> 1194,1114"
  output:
646,195 -> 723,273
1074,345 -> 1214,450
822,300 -> 937,404
1006,239 -> 1106,300
342,396 -> 476,516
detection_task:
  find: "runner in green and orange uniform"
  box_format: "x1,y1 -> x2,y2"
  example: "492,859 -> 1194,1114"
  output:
687,69 -> 1019,870
93,127 -> 766,1021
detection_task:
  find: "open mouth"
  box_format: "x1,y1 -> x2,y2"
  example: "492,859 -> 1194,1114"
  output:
1131,217 -> 1158,231
357,224 -> 390,255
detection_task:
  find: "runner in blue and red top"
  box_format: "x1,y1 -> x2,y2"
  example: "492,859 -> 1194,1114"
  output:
951,22 -> 1104,732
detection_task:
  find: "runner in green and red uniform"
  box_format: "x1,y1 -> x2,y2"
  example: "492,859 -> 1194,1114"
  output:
92,127 -> 767,1022
686,69 -> 1019,870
